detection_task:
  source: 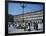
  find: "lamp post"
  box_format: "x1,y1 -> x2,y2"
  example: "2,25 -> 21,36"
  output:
20,3 -> 27,30
20,3 -> 26,23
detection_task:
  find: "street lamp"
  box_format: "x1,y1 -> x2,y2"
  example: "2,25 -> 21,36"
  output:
20,3 -> 26,23
20,3 -> 32,31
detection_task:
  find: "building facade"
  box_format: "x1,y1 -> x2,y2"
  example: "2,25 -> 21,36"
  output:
13,10 -> 43,31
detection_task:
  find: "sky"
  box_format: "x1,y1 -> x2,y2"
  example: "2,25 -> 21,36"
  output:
8,3 -> 43,15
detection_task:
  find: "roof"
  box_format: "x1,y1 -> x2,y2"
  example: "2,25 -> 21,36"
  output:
14,10 -> 43,17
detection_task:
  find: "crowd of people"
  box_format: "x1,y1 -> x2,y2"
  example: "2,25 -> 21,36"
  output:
8,22 -> 39,32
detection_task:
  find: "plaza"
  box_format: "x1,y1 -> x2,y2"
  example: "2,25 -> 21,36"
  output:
8,10 -> 43,34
